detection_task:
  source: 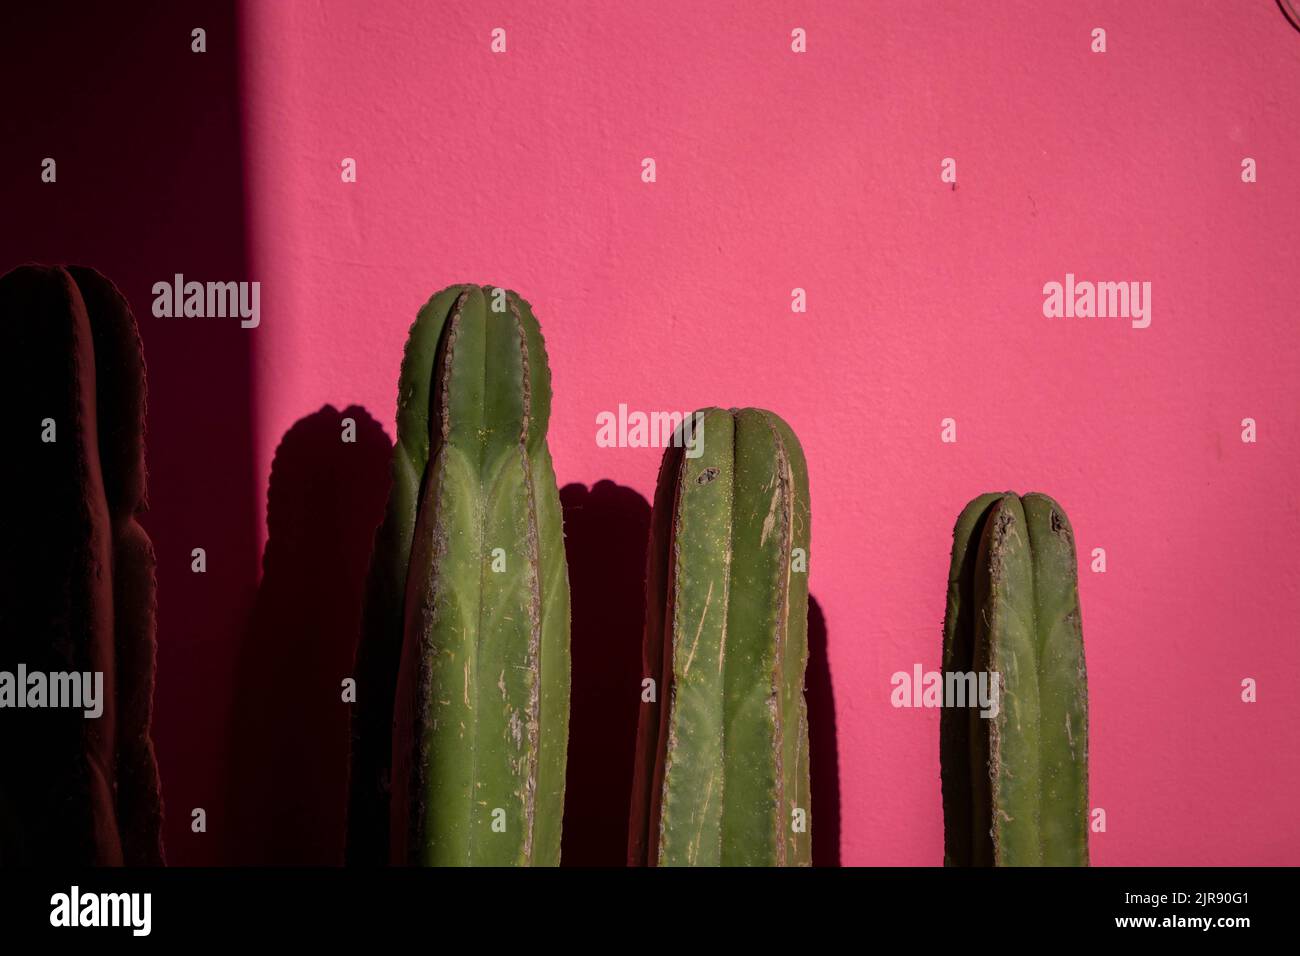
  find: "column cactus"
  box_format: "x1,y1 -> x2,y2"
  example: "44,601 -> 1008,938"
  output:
0,264 -> 164,866
347,284 -> 570,866
628,407 -> 812,866
940,492 -> 1089,866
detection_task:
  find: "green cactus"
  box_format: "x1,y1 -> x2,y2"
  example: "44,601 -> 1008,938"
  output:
941,492 -> 1089,866
347,284 -> 570,866
0,264 -> 164,866
628,407 -> 812,866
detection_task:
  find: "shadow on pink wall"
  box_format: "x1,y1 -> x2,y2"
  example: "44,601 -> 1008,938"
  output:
559,481 -> 649,865
807,598 -> 840,867
225,405 -> 390,864
0,0 -> 256,864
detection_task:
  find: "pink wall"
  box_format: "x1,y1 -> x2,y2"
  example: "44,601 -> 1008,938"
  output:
237,0 -> 1300,864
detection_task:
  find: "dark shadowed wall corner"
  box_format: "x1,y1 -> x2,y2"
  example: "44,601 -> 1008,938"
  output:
0,1 -> 256,864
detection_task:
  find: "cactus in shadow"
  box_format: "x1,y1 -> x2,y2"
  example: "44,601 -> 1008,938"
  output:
0,265 -> 164,866
628,407 -> 812,866
347,285 -> 570,866
941,492 -> 1089,866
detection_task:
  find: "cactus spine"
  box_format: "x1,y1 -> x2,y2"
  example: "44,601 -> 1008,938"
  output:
628,407 -> 812,866
0,265 -> 164,866
941,492 -> 1089,866
347,285 -> 570,866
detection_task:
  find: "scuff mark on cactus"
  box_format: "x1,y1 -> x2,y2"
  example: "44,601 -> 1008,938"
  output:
689,773 -> 715,866
506,709 -> 523,751
682,580 -> 713,677
759,478 -> 781,547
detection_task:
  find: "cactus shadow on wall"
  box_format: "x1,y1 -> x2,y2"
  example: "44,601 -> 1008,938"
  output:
807,596 -> 840,866
559,481 -> 652,866
225,405 -> 392,864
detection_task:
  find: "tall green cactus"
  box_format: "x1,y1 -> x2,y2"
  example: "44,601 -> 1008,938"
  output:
347,284 -> 570,866
941,492 -> 1089,866
628,407 -> 812,866
0,265 -> 164,866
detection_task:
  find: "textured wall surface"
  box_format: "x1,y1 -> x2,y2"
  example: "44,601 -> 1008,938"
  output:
235,0 -> 1300,865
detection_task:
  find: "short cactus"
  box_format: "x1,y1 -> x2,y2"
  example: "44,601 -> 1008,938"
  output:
347,284 -> 571,866
941,492 -> 1089,866
628,407 -> 812,866
0,265 -> 164,866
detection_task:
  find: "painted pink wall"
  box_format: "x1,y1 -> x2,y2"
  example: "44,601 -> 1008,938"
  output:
237,0 -> 1300,864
